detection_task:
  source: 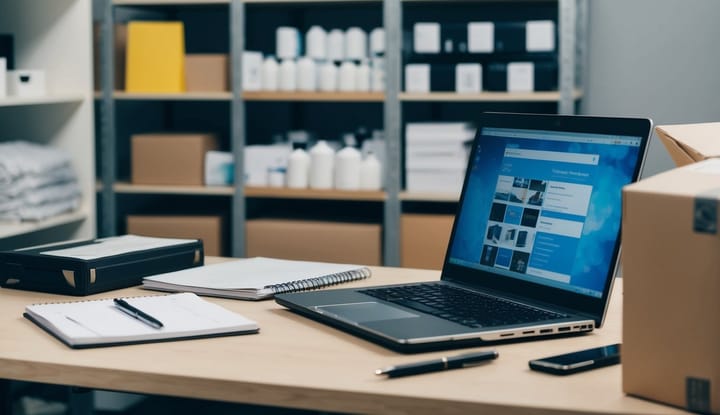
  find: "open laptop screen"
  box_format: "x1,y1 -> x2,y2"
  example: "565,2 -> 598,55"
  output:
447,124 -> 643,299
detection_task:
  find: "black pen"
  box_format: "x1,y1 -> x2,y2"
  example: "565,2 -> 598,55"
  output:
375,350 -> 498,378
113,298 -> 164,329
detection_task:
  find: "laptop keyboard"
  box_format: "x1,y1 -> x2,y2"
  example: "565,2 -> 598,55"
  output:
360,284 -> 568,328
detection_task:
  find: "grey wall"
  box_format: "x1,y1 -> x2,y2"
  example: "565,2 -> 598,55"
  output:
582,0 -> 720,177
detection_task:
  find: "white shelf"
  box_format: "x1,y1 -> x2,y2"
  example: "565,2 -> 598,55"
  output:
113,182 -> 234,195
0,208 -> 89,239
0,94 -> 86,107
399,191 -> 460,202
113,91 -> 233,101
399,90 -> 583,102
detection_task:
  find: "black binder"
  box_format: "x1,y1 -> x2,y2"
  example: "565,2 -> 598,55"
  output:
0,235 -> 204,296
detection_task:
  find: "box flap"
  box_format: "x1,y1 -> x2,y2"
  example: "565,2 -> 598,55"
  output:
656,123 -> 720,166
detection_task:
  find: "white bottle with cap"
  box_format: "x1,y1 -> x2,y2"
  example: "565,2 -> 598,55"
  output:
338,61 -> 357,92
286,147 -> 311,188
308,140 -> 335,189
370,28 -> 385,56
261,55 -> 279,91
335,140 -> 362,191
345,27 -> 368,61
319,61 -> 338,92
327,29 -> 345,62
279,58 -> 297,91
359,152 -> 382,190
296,56 -> 317,91
355,59 -> 371,92
305,25 -> 327,61
276,26 -> 300,60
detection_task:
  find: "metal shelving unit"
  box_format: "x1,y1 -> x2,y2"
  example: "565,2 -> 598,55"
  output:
97,0 -> 587,265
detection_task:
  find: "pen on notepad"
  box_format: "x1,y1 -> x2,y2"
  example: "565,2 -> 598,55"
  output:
113,298 -> 164,329
375,350 -> 498,378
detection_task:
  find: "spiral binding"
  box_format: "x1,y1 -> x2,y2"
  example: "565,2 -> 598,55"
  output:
267,267 -> 371,295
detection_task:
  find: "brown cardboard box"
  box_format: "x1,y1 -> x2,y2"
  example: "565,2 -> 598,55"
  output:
656,122 -> 720,167
131,133 -> 218,185
622,159 -> 720,413
127,215 -> 224,256
185,54 -> 229,92
93,23 -> 127,91
401,214 -> 454,269
246,219 -> 382,265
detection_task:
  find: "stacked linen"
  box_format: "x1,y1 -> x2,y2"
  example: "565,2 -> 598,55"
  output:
0,141 -> 81,221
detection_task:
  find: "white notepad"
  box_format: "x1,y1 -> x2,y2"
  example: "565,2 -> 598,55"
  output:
24,293 -> 259,348
142,257 -> 372,300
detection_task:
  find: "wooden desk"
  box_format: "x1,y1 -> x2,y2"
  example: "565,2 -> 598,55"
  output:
0,265 -> 686,415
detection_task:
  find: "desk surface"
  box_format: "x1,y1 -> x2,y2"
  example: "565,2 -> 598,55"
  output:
0,262 -> 686,415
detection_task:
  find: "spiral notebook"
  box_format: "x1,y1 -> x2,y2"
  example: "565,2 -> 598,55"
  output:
142,257 -> 372,300
24,293 -> 259,349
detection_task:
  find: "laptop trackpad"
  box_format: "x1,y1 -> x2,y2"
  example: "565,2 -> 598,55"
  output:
315,302 -> 419,323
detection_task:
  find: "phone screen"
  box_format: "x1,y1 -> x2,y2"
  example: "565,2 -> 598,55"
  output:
529,344 -> 621,375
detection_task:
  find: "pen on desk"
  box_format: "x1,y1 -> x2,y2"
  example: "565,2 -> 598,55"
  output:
113,298 -> 164,329
375,350 -> 498,378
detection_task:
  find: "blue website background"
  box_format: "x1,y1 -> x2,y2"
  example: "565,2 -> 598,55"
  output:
449,130 -> 641,297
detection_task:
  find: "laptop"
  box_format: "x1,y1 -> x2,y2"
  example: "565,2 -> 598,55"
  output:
276,112 -> 652,353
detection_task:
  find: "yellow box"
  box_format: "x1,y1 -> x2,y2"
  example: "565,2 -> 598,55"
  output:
127,215 -> 225,256
401,214 -> 454,270
131,133 -> 218,186
125,21 -> 185,93
246,219 -> 382,265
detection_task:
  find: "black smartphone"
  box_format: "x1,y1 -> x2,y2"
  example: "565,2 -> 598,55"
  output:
528,344 -> 621,375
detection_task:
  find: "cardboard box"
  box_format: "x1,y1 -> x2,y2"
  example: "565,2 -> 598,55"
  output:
622,158 -> 720,413
131,133 -> 218,185
246,219 -> 381,265
93,23 -> 127,91
401,214 -> 454,269
185,54 -> 229,92
656,122 -> 720,167
127,215 -> 224,256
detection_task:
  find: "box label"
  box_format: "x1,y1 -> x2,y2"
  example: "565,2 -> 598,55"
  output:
686,377 -> 711,413
694,195 -> 719,234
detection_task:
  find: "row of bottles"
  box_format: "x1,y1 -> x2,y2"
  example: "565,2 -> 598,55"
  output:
261,57 -> 382,92
286,140 -> 382,191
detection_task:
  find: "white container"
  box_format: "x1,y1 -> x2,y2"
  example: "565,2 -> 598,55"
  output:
286,148 -> 311,188
345,27 -> 367,61
369,28 -> 385,56
296,56 -> 317,91
338,61 -> 357,92
334,145 -> 362,190
355,60 -> 371,92
305,26 -> 327,60
0,58 -> 6,98
359,152 -> 382,190
370,57 -> 385,92
327,29 -> 345,62
242,51 -> 263,91
308,140 -> 335,189
7,70 -> 46,97
261,56 -> 279,91
279,58 -> 297,91
276,26 -> 300,60
318,61 -> 338,92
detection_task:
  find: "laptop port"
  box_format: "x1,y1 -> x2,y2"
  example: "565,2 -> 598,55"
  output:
522,330 -> 535,335
539,329 -> 553,334
558,326 -> 571,332
500,333 -> 514,337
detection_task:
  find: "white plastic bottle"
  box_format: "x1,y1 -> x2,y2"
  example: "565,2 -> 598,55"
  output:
327,29 -> 345,62
305,25 -> 327,61
279,58 -> 297,91
286,147 -> 311,188
338,61 -> 357,92
261,56 -> 279,91
308,140 -> 335,189
355,59 -> 371,92
296,56 -> 317,91
334,145 -> 362,190
345,27 -> 367,61
319,61 -> 338,92
359,152 -> 382,190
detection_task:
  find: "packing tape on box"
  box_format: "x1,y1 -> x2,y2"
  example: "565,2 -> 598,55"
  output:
693,190 -> 720,234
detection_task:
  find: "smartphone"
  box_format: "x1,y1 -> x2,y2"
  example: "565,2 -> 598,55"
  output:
528,344 -> 621,375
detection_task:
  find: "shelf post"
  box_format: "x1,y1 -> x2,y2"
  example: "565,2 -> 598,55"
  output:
383,0 -> 402,266
100,0 -> 117,237
558,0 -> 577,115
231,0 -> 246,258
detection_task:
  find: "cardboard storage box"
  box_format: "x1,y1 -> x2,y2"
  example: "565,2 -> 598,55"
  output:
401,214 -> 454,269
246,219 -> 381,266
93,23 -> 127,91
127,215 -> 224,256
185,54 -> 229,92
656,122 -> 720,167
131,133 -> 218,185
622,158 -> 720,413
